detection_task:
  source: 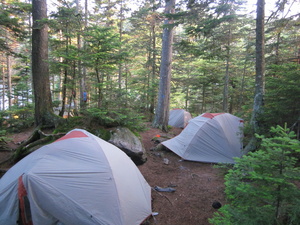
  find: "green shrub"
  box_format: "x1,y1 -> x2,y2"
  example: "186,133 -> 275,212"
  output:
209,125 -> 300,225
91,127 -> 111,141
53,116 -> 86,133
0,129 -> 8,143
265,63 -> 300,130
86,108 -> 146,131
2,106 -> 34,132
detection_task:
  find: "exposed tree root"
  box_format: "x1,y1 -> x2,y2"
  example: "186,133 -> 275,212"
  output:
0,139 -> 11,152
0,169 -> 7,173
0,156 -> 12,167
12,127 -> 65,162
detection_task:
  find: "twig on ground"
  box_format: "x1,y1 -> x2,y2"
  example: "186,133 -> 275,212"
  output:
152,187 -> 173,206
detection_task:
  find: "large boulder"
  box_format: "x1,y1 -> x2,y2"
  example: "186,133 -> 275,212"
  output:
109,127 -> 147,165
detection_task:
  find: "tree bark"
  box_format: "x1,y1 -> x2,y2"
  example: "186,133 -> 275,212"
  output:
149,1 -> 158,119
152,0 -> 175,131
2,61 -> 5,110
32,0 -> 54,127
80,0 -> 88,109
244,0 -> 265,152
223,28 -> 231,113
6,54 -> 12,109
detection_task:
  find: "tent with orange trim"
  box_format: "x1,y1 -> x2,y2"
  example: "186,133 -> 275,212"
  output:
0,129 -> 152,225
168,108 -> 192,128
162,113 -> 244,163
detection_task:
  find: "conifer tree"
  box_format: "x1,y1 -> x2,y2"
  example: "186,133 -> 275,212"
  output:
210,125 -> 300,225
32,0 -> 54,126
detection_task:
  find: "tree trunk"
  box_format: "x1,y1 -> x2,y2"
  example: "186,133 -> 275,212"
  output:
244,0 -> 265,152
223,55 -> 229,112
59,68 -> 67,117
95,67 -> 103,108
201,84 -> 206,114
71,59 -> 77,116
32,0 -> 54,127
2,61 -> 5,110
223,28 -> 231,113
152,0 -> 175,131
75,0 -> 82,114
80,0 -> 88,109
238,56 -> 248,113
6,54 -> 12,109
149,1 -> 158,119
118,0 -> 124,91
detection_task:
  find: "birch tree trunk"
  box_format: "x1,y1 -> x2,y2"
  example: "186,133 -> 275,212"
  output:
152,0 -> 175,131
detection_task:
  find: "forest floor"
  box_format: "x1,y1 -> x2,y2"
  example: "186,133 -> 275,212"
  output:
0,123 -> 226,225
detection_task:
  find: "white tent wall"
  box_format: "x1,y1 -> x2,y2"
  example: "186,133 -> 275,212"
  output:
163,113 -> 244,164
0,145 -> 49,225
0,182 -> 19,225
0,129 -> 152,225
94,138 -> 152,225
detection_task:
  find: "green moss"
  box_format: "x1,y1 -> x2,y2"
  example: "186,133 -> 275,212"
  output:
90,127 -> 111,141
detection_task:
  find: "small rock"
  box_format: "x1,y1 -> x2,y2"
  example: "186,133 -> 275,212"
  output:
163,158 -> 169,165
212,201 -> 222,209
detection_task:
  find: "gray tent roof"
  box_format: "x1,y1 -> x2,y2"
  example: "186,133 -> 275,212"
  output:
163,113 -> 244,163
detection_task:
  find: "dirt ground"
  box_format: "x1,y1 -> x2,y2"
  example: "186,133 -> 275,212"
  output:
139,124 -> 226,225
1,124 -> 226,225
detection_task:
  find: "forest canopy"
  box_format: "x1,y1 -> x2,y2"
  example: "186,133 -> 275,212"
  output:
0,0 -> 299,137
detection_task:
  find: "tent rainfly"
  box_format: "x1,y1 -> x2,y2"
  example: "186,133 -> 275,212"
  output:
168,108 -> 192,128
162,113 -> 244,164
0,129 -> 152,225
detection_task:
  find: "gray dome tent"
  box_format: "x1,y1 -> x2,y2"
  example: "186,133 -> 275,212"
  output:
168,108 -> 192,128
0,129 -> 152,225
163,113 -> 244,163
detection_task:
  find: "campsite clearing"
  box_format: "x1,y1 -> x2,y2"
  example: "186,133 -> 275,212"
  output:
1,124 -> 226,225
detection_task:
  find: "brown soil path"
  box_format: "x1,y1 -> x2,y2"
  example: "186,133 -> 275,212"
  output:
139,125 -> 225,225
